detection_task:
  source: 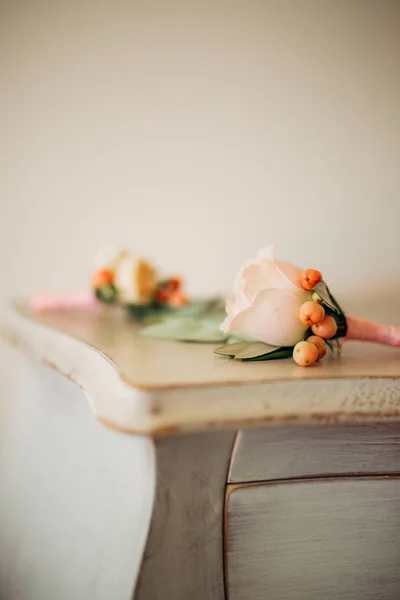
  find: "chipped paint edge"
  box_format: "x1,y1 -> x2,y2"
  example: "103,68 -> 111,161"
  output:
0,307 -> 155,434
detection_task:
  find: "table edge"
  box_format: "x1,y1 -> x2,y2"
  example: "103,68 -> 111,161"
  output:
2,304 -> 400,436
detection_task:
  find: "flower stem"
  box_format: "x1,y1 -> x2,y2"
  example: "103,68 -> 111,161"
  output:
31,292 -> 99,312
345,316 -> 400,348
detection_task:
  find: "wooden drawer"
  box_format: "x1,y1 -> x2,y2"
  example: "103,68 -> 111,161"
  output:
226,477 -> 400,600
229,423 -> 400,483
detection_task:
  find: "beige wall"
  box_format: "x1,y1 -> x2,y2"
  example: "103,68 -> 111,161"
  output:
1,0 -> 400,381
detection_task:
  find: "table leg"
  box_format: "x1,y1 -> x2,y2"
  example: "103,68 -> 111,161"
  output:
134,431 -> 236,600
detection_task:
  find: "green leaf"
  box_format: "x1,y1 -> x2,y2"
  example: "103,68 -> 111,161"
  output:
139,316 -> 227,343
214,341 -> 279,359
147,298 -> 223,319
234,342 -> 280,359
326,339 -> 334,351
96,284 -> 118,303
128,297 -> 226,323
214,342 -> 294,361
240,346 -> 294,361
128,303 -> 157,319
313,281 -> 343,314
312,282 -> 348,339
175,297 -> 225,319
214,342 -> 249,357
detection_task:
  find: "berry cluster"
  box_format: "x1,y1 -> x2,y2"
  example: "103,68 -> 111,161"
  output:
154,278 -> 188,307
91,267 -> 187,308
293,269 -> 338,367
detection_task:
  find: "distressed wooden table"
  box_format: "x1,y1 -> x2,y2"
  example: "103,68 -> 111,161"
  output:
1,302 -> 400,600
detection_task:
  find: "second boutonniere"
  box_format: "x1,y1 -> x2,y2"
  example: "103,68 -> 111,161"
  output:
91,246 -> 188,314
90,246 -> 228,342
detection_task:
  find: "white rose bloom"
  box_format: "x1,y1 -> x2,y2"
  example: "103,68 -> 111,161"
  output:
221,245 -> 312,347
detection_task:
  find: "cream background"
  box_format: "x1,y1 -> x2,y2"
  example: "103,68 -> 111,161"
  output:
1,0 -> 400,388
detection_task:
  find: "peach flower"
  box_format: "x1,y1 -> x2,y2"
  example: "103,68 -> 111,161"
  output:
221,245 -> 312,347
94,245 -> 158,305
115,255 -> 157,305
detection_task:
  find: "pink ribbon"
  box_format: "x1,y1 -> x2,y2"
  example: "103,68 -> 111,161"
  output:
31,291 -> 99,312
345,316 -> 400,347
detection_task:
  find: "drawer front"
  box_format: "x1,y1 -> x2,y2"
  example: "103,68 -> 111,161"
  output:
229,423 -> 400,483
226,478 -> 400,600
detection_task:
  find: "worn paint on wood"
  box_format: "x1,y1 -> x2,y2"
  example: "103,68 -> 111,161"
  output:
229,423 -> 400,482
134,431 -> 235,600
226,477 -> 400,600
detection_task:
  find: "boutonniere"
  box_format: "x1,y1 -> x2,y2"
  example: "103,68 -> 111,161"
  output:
91,246 -> 228,341
214,244 -> 399,366
92,246 -> 188,315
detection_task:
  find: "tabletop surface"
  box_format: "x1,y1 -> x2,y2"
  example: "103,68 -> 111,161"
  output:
16,301 -> 400,392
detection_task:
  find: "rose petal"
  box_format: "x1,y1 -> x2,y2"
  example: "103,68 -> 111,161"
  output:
241,263 -> 288,301
274,258 -> 304,290
230,288 -> 309,347
220,314 -> 233,333
258,244 -> 304,290
222,290 -> 250,332
227,290 -> 249,315
226,300 -> 236,317
235,245 -> 304,304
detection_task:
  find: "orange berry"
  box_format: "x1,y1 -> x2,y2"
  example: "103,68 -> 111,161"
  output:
92,269 -> 114,289
311,315 -> 337,339
293,341 -> 318,367
155,288 -> 171,304
156,277 -> 186,305
301,269 -> 323,290
307,335 -> 328,360
299,301 -> 325,326
168,290 -> 189,307
168,277 -> 182,292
